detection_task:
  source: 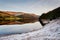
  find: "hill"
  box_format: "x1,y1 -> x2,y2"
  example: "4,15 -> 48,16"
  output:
0,11 -> 39,25
39,7 -> 60,26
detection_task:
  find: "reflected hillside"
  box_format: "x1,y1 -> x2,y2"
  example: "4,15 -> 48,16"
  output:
0,11 -> 39,25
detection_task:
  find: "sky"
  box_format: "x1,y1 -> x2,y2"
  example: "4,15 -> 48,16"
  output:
0,0 -> 60,34
0,0 -> 60,15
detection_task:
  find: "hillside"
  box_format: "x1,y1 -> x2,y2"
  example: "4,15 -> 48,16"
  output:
39,7 -> 60,26
0,11 -> 39,25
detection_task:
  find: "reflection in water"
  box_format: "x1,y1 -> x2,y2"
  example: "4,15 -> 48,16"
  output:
0,11 -> 42,35
0,12 -> 39,25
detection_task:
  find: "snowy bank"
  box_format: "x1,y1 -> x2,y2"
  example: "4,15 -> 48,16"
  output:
0,18 -> 60,40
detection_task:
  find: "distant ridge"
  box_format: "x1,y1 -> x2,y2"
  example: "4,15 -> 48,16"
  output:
0,11 -> 39,25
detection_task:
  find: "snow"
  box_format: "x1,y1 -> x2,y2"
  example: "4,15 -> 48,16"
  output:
0,18 -> 60,40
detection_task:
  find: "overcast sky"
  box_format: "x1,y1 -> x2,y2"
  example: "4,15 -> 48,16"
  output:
0,0 -> 60,15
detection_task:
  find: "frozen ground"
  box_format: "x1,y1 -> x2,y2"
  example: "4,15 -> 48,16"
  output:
0,18 -> 60,40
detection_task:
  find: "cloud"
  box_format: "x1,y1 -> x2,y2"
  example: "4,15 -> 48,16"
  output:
0,0 -> 60,15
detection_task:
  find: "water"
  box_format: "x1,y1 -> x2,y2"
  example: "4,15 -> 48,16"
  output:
0,22 -> 42,35
0,18 -> 60,40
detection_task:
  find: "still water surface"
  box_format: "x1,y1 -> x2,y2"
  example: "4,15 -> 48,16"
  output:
0,22 -> 42,35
